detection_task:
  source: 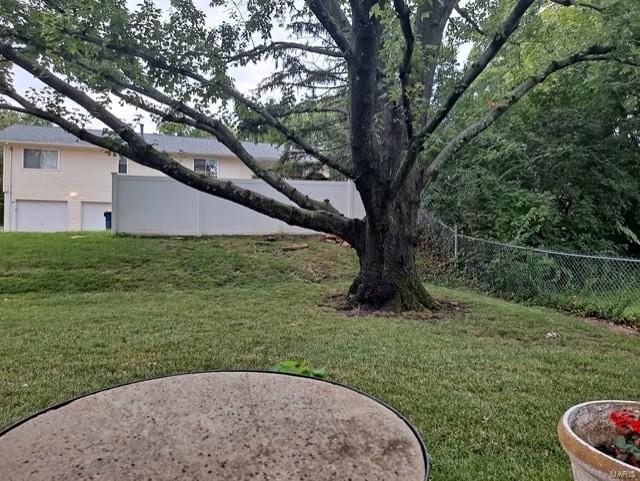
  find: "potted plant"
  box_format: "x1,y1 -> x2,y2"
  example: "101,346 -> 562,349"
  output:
558,401 -> 640,481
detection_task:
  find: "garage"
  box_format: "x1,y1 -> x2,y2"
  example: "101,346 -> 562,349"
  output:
16,200 -> 68,232
81,202 -> 112,231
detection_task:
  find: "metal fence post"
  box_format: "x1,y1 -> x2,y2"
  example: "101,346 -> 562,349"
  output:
454,224 -> 459,266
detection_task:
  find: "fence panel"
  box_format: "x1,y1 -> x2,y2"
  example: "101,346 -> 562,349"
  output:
417,210 -> 640,322
112,174 -> 365,236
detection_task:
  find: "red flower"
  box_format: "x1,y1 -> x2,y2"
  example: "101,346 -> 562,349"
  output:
629,419 -> 640,434
610,410 -> 634,427
608,410 -> 640,469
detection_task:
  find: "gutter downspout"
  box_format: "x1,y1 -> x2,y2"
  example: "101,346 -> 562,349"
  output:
3,145 -> 12,232
9,145 -> 13,231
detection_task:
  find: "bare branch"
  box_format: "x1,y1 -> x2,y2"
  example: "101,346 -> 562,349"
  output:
424,45 -> 615,182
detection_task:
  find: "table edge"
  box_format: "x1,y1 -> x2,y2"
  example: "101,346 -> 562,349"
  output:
0,369 -> 429,480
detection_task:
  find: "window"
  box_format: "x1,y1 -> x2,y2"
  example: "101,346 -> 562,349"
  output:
118,156 -> 128,174
23,149 -> 59,170
194,158 -> 218,178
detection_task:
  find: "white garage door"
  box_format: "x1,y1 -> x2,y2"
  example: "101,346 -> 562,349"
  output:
16,200 -> 68,232
81,202 -> 112,231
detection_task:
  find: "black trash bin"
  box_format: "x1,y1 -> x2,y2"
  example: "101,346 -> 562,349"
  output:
104,211 -> 112,230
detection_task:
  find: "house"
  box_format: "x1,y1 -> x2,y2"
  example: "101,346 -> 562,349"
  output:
0,124 -> 281,232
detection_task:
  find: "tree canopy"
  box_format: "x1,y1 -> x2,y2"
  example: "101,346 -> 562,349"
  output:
425,2 -> 640,255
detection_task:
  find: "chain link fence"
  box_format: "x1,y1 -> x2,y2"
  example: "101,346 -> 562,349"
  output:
417,210 -> 640,324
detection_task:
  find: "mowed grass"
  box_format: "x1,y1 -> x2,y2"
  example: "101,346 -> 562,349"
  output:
552,290 -> 640,324
1,233 -> 639,481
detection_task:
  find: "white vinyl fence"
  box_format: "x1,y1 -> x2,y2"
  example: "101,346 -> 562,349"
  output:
112,174 -> 365,236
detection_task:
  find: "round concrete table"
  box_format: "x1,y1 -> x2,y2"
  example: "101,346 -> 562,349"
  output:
0,371 -> 428,480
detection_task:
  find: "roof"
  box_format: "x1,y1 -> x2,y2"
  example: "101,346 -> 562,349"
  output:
0,124 -> 282,161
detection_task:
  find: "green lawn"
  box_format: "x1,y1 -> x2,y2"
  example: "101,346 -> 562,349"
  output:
544,290 -> 640,324
1,233 -> 639,481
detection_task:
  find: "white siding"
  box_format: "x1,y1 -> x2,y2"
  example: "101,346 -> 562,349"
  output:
218,157 -> 254,178
2,144 -> 9,193
3,192 -> 9,230
3,145 -> 12,231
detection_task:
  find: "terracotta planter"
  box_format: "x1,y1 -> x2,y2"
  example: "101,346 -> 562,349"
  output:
558,401 -> 640,481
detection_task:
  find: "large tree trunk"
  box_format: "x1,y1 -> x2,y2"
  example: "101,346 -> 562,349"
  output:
348,185 -> 439,312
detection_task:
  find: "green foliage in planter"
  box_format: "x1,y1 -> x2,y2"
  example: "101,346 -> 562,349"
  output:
614,435 -> 640,464
609,409 -> 640,467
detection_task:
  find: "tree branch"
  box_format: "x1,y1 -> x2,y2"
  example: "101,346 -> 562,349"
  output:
347,2 -> 383,184
549,0 -> 605,12
0,43 -> 356,239
276,105 -> 348,118
0,102 -> 28,115
424,45 -> 615,182
58,51 -> 341,214
391,0 -> 537,197
225,41 -> 344,62
72,33 -> 355,178
453,5 -> 489,37
224,85 -> 355,177
414,0 -> 457,120
454,5 -> 488,37
0,86 -> 138,157
453,6 -> 523,46
305,0 -> 352,55
612,57 -> 640,68
393,0 -> 415,139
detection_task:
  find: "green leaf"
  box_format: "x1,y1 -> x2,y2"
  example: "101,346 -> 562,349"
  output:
270,359 -> 328,379
310,368 -> 327,379
614,435 -> 629,450
617,223 -> 640,246
369,4 -> 382,18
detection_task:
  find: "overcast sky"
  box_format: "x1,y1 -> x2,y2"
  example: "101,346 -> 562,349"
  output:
12,0 -> 471,131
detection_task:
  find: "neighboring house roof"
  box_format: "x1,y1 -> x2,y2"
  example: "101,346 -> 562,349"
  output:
0,124 -> 282,162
